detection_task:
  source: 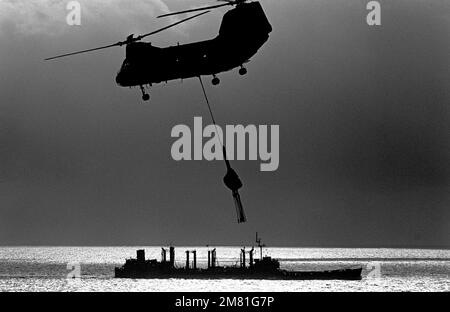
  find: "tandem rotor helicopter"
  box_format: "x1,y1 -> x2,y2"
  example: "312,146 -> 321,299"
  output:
46,0 -> 272,223
46,0 -> 273,101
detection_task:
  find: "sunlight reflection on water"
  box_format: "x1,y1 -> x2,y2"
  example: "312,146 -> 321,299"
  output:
0,247 -> 449,291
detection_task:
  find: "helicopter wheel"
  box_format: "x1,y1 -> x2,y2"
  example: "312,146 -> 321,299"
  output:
212,76 -> 220,86
239,67 -> 247,76
140,85 -> 150,101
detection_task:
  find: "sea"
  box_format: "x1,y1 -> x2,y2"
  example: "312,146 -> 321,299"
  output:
0,247 -> 448,292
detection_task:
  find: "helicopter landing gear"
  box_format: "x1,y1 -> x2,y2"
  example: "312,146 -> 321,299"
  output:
212,75 -> 220,86
140,85 -> 150,101
239,66 -> 247,76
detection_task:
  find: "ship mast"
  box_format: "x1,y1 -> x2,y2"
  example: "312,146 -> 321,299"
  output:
256,232 -> 265,259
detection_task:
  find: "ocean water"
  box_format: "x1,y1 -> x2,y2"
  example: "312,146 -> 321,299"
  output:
0,247 -> 448,292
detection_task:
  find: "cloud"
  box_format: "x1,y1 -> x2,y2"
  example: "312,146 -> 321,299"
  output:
0,0 -> 172,36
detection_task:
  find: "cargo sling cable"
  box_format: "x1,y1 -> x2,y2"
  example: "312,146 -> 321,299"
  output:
198,76 -> 247,223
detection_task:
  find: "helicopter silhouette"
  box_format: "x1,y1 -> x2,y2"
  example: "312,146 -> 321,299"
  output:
46,0 -> 272,101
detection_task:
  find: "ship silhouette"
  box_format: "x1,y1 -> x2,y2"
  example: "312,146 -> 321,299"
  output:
115,235 -> 362,280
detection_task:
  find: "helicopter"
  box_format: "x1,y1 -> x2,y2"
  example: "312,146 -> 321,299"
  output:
46,0 -> 272,101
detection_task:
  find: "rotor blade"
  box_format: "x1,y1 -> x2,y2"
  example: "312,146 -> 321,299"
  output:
157,3 -> 231,18
45,42 -> 121,61
137,11 -> 210,40
45,11 -> 210,61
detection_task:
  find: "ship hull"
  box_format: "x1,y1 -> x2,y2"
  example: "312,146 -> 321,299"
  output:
114,267 -> 363,281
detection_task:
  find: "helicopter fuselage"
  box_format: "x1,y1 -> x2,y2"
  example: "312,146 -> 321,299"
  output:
115,2 -> 272,88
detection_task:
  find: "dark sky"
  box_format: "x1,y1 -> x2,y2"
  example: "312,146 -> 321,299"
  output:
0,0 -> 449,247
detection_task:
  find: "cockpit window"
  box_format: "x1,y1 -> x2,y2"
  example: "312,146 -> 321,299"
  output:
121,59 -> 130,70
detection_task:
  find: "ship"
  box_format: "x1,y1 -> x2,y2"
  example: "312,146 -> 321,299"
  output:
115,234 -> 363,280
